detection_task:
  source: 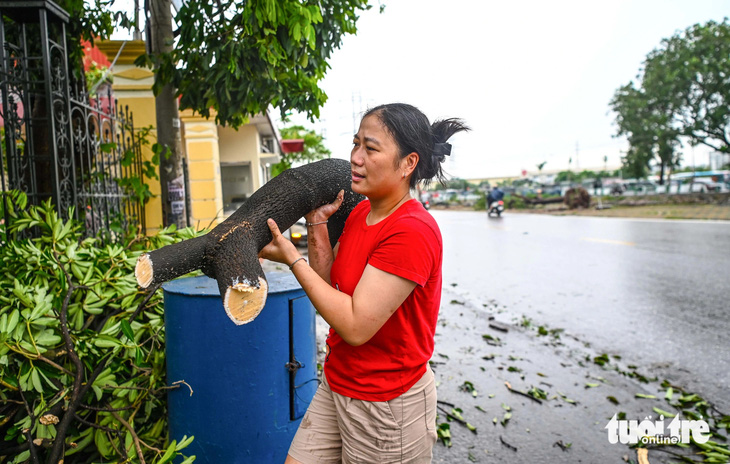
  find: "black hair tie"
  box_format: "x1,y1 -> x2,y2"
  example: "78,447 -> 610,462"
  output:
433,142 -> 452,157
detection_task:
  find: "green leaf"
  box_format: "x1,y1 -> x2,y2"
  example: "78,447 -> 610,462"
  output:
652,407 -> 676,418
13,450 -> 30,463
94,335 -> 122,348
6,310 -> 19,333
30,368 -> 43,393
99,142 -> 117,153
176,435 -> 195,451
121,319 -> 135,343
635,393 -> 656,399
665,387 -> 674,401
34,330 -> 62,347
159,440 -> 177,463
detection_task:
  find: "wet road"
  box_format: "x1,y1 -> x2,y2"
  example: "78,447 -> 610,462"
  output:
431,210 -> 730,411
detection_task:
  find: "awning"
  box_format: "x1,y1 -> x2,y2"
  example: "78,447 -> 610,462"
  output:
281,139 -> 304,153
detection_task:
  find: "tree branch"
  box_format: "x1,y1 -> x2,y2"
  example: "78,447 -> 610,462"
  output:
47,255 -> 86,463
128,284 -> 162,323
73,413 -> 118,434
18,389 -> 39,464
110,411 -> 146,464
36,354 -> 73,377
0,442 -> 30,457
79,403 -> 136,412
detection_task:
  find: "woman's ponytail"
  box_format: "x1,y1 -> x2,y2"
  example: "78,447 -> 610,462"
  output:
427,118 -> 470,186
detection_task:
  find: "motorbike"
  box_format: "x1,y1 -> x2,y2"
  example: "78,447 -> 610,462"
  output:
487,200 -> 504,218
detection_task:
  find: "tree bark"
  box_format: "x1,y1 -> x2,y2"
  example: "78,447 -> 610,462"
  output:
148,0 -> 187,228
135,159 -> 363,324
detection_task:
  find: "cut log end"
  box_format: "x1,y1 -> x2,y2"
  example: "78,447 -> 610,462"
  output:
135,254 -> 154,289
223,277 -> 269,325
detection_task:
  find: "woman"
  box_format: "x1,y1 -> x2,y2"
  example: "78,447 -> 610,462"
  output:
259,103 -> 468,463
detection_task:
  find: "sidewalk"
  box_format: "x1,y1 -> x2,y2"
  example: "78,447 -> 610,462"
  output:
532,203 -> 730,221
269,245 -> 724,464
428,286 -> 719,464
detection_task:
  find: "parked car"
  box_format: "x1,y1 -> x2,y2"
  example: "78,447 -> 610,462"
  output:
458,191 -> 481,206
613,179 -> 657,195
288,219 -> 308,247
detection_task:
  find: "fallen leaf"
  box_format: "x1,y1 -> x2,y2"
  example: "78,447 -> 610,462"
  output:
652,407 -> 676,418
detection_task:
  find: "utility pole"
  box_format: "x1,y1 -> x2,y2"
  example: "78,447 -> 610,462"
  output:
351,91 -> 362,135
148,0 -> 187,228
133,0 -> 142,40
575,141 -> 580,172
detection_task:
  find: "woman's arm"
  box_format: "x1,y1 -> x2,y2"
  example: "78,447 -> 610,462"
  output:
304,190 -> 343,284
259,219 -> 415,346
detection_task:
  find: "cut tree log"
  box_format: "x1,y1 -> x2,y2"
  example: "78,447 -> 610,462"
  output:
135,158 -> 364,325
512,194 -> 565,205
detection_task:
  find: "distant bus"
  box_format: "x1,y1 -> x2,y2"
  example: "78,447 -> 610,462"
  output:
657,170 -> 730,193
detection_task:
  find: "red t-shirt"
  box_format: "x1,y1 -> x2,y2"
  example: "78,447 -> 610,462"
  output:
325,199 -> 443,401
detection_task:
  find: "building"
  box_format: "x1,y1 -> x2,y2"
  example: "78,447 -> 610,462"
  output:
95,40 -> 282,233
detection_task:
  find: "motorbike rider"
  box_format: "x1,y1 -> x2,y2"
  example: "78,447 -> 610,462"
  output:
487,186 -> 504,208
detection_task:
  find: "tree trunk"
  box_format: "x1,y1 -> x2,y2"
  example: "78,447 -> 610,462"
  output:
148,0 -> 187,228
512,194 -> 564,205
135,159 -> 363,324
659,161 -> 666,185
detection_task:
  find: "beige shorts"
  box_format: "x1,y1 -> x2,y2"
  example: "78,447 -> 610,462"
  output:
288,368 -> 437,464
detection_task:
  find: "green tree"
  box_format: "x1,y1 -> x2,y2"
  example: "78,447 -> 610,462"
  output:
643,20 -> 730,154
137,0 -> 371,227
445,178 -> 469,190
555,170 -> 578,183
611,19 -> 730,183
610,83 -> 681,183
272,125 -> 332,176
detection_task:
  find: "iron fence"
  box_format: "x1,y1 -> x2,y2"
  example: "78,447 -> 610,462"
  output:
0,0 -> 145,242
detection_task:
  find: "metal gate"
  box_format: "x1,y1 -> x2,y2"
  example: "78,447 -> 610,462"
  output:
0,0 -> 145,241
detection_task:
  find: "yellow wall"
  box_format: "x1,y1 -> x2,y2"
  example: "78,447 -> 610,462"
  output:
181,112 -> 223,230
100,40 -> 164,234
219,125 -> 263,190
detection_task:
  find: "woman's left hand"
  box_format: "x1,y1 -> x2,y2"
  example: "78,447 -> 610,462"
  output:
258,218 -> 301,266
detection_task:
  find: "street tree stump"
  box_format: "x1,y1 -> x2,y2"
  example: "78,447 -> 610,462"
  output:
135,158 -> 363,325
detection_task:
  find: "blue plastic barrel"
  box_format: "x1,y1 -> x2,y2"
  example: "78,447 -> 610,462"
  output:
163,272 -> 318,463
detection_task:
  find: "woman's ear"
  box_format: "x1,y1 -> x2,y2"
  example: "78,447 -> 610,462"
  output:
404,152 -> 419,175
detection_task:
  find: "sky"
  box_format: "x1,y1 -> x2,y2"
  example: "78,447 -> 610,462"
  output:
114,0 -> 729,179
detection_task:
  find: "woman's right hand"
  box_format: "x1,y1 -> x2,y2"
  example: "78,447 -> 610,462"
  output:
305,189 -> 344,223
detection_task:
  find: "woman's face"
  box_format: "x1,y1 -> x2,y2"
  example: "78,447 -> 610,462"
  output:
350,114 -> 404,200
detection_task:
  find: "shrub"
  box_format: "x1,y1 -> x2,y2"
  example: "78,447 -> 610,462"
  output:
505,195 -> 526,209
473,193 -> 486,211
0,191 -> 201,463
